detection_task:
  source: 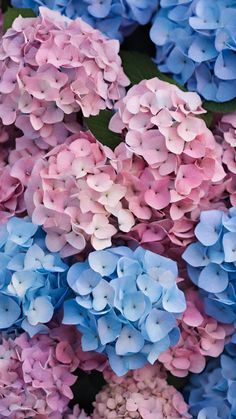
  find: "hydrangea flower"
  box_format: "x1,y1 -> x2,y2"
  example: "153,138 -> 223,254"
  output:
109,77 -> 226,245
0,7 -> 129,134
11,0 -> 158,41
183,207 -> 236,325
150,0 -> 236,102
159,288 -> 233,377
24,131 -> 135,256
0,324 -> 103,418
215,111 -> 236,206
63,245 -> 186,375
186,343 -> 236,419
92,363 -> 190,418
0,216 -> 70,333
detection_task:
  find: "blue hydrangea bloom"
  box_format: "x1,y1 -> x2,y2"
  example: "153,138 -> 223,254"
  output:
183,207 -> 236,325
11,0 -> 158,41
150,0 -> 236,102
186,343 -> 236,418
63,246 -> 186,375
0,217 -> 69,334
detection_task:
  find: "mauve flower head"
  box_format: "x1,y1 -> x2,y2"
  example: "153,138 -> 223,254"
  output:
186,342 -> 236,419
0,6 -> 129,132
24,131 -> 135,256
0,216 -> 70,334
214,111 -> 236,206
183,207 -> 236,325
11,0 -> 158,41
109,77 -> 226,246
150,0 -> 236,102
159,288 -> 233,377
92,363 -> 191,418
63,245 -> 186,375
0,324 -> 104,418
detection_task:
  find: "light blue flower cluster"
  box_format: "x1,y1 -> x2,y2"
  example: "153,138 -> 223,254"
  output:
150,0 -> 236,102
183,207 -> 236,325
11,0 -> 158,41
186,343 -> 236,418
63,246 -> 186,376
0,217 -> 69,335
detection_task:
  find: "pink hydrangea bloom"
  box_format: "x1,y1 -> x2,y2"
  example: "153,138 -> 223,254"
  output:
158,289 -> 233,377
109,78 -> 226,244
215,112 -> 236,206
0,7 -> 129,133
0,325 -> 106,418
25,131 -> 135,256
92,364 -> 191,418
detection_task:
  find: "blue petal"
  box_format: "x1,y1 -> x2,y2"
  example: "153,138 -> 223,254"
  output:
88,250 -> 118,277
137,273 -> 162,303
145,309 -> 176,342
215,51 -> 236,80
195,210 -> 223,246
63,299 -> 88,325
223,232 -> 236,262
183,242 -> 209,267
97,312 -> 122,345
198,263 -> 228,293
162,285 -> 186,313
122,291 -> 146,321
67,262 -> 89,292
0,295 -> 21,329
115,324 -> 144,355
92,279 -> 114,311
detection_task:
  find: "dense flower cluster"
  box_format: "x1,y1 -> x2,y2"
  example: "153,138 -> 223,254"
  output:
0,216 -> 69,333
109,77 -> 225,244
25,131 -> 135,256
183,207 -> 236,325
150,0 -> 236,102
0,324 -> 104,418
63,245 -> 186,375
92,363 -> 190,418
0,7 -> 129,132
186,343 -> 236,419
159,288 -> 233,377
11,0 -> 158,41
215,111 -> 236,206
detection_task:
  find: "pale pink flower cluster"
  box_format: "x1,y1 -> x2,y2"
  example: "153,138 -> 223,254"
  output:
92,364 -> 191,418
216,112 -> 236,206
158,289 -> 233,377
25,131 -> 135,256
0,325 -> 106,418
0,7 -> 129,133
109,78 -> 226,243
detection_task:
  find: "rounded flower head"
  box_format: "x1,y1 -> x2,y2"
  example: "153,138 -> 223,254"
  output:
92,363 -> 190,418
63,245 -> 186,375
183,207 -> 236,325
150,0 -> 236,102
186,343 -> 236,419
215,111 -> 236,206
0,216 -> 70,333
159,288 -> 233,377
25,131 -> 135,256
0,324 -> 101,418
0,6 -> 129,132
109,77 -> 225,245
11,0 -> 158,41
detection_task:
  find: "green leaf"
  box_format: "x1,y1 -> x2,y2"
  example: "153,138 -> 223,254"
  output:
4,7 -> 36,31
203,98 -> 236,113
120,50 -> 186,91
84,110 -> 121,150
200,111 -> 213,128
